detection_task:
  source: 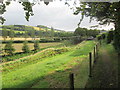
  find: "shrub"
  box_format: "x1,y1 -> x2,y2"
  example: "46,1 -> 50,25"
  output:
101,33 -> 106,39
22,41 -> 30,53
107,30 -> 114,44
4,41 -> 15,55
97,35 -> 102,40
34,40 -> 40,51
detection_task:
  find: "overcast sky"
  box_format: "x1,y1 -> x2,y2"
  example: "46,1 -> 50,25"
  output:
3,0 -> 114,31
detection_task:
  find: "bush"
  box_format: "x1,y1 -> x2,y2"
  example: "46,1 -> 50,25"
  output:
97,35 -> 102,40
101,33 -> 106,39
107,30 -> 114,44
4,41 -> 15,55
34,40 -> 40,51
97,33 -> 106,41
22,41 -> 30,53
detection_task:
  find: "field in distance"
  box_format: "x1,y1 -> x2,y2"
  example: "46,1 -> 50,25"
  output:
1,42 -> 62,52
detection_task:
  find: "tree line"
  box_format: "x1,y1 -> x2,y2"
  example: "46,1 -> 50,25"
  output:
73,27 -> 100,44
4,40 -> 40,56
2,27 -> 74,41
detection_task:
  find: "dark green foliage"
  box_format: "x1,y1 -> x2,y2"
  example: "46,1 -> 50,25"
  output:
107,30 -> 114,44
74,27 -> 100,37
74,2 -> 120,54
113,30 -> 120,54
4,41 -> 15,55
34,40 -> 40,51
97,33 -> 106,41
97,35 -> 102,41
74,27 -> 100,44
73,37 -> 82,44
22,41 -> 30,53
21,2 -> 34,21
86,29 -> 100,38
101,33 -> 106,40
74,27 -> 87,36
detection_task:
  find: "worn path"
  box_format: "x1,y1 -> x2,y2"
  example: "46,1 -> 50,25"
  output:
85,44 -> 118,88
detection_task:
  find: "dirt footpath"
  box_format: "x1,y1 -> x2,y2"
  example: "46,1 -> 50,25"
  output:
85,45 -> 118,88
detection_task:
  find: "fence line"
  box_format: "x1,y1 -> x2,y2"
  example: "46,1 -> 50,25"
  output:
69,41 -> 101,89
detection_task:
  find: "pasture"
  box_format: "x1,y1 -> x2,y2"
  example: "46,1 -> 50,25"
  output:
2,41 -> 96,88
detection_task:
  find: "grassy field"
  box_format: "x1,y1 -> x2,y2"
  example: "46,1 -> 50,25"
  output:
2,42 -> 62,52
2,41 -> 96,88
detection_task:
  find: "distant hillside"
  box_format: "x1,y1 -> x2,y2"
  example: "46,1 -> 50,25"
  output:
0,25 -> 73,38
0,25 -> 66,33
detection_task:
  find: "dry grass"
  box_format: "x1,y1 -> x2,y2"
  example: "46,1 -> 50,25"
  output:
2,42 -> 61,52
0,37 -> 40,41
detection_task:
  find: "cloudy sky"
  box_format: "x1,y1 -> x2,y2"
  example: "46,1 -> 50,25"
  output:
3,0 -> 114,31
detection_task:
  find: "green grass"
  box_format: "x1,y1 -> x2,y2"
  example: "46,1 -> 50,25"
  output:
2,41 -> 95,88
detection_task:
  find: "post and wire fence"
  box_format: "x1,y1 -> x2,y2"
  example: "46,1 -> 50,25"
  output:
69,42 -> 101,89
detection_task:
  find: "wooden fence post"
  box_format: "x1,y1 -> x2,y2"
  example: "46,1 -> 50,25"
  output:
89,52 -> 92,77
96,44 -> 98,58
69,73 -> 74,90
94,46 -> 96,63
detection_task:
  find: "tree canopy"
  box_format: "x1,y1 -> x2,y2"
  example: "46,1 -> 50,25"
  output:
74,2 -> 120,53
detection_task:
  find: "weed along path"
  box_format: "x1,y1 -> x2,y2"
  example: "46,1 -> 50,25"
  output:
2,41 -> 95,88
86,44 -> 118,88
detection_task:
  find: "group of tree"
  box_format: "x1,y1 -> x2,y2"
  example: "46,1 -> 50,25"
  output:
74,27 -> 100,37
4,40 -> 40,55
74,2 -> 120,55
73,27 -> 100,44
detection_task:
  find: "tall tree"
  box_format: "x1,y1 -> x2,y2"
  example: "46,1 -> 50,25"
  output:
74,2 -> 120,54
